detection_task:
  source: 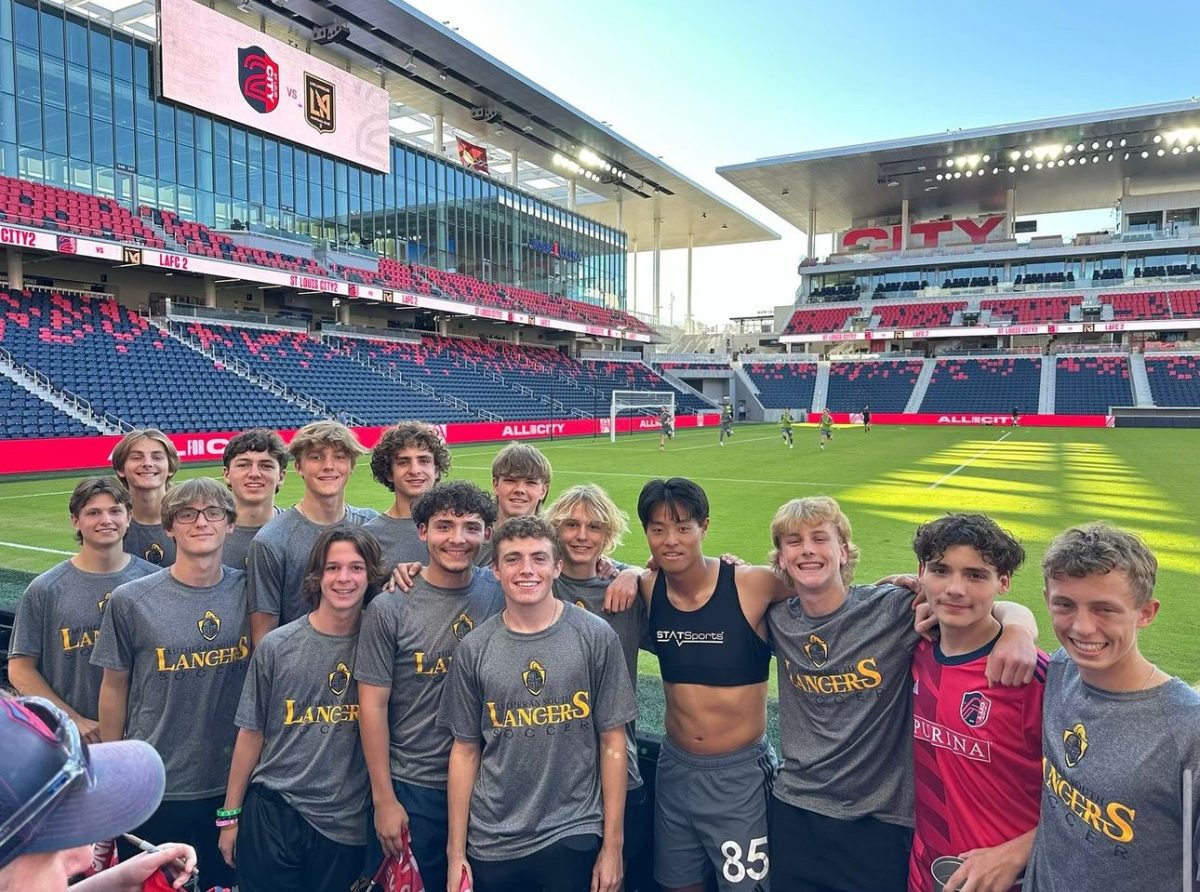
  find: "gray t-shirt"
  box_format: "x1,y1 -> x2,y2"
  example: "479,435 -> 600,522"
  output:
9,557 -> 158,719
354,571 -> 503,789
437,604 -> 638,861
363,513 -> 429,567
247,505 -> 378,624
554,565 -> 645,790
236,615 -> 369,846
91,568 -> 251,800
767,583 -> 920,827
123,520 -> 175,567
1022,650 -> 1200,892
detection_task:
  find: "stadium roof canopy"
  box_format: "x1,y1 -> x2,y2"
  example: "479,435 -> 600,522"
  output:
717,98 -> 1200,234
48,0 -> 777,252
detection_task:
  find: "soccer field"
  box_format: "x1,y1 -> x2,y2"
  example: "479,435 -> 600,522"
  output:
1,422 -> 1197,686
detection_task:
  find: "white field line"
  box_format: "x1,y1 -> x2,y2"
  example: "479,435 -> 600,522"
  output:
927,431 -> 1013,490
0,489 -> 76,500
452,465 -> 854,488
0,540 -> 74,556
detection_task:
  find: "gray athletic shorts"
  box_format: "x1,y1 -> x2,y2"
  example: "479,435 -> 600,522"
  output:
653,735 -> 777,891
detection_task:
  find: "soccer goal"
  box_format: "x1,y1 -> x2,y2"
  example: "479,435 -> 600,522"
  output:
610,390 -> 675,442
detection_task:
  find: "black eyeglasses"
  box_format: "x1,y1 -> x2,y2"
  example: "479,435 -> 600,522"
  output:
0,697 -> 92,851
173,506 -> 228,524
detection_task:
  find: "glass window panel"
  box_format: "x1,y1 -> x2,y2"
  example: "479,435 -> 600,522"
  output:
69,111 -> 89,160
17,144 -> 42,180
66,20 -> 87,65
135,91 -> 153,131
176,142 -> 193,186
231,158 -> 246,199
69,157 -> 91,190
113,78 -> 133,127
43,105 -> 67,156
114,124 -> 134,167
68,64 -> 89,114
40,9 -> 63,58
231,126 -> 245,162
263,137 -> 276,170
133,42 -> 150,89
136,130 -> 155,176
194,114 -> 211,150
17,97 -> 40,149
13,2 -> 37,48
15,47 -> 39,101
42,56 -> 65,108
90,75 -> 111,121
44,153 -> 67,186
92,119 -> 112,166
196,148 -> 212,190
157,138 -> 174,181
0,40 -> 13,96
89,29 -> 109,76
0,94 -> 14,143
112,35 -> 132,83
156,103 -> 173,135
213,121 -> 229,156
248,161 -> 262,204
213,152 -> 230,194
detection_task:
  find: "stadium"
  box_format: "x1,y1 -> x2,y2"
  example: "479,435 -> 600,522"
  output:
1,0 -> 1198,888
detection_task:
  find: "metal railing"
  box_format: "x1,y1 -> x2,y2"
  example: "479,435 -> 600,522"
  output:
0,347 -> 124,433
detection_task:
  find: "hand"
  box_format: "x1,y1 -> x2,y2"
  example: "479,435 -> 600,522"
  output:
596,555 -> 618,579
374,797 -> 411,859
602,569 -> 640,613
719,552 -> 746,566
218,823 -> 237,869
877,572 -> 921,595
644,556 -> 659,572
590,842 -> 623,892
386,562 -> 424,593
74,715 -> 102,744
942,839 -> 1029,892
986,624 -> 1037,687
913,600 -> 939,643
448,856 -> 473,892
74,844 -> 198,892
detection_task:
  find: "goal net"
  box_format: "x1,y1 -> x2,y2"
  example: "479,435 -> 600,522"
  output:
610,390 -> 675,442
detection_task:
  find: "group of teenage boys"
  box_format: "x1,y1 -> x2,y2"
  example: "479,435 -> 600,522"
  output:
7,418 -> 1199,892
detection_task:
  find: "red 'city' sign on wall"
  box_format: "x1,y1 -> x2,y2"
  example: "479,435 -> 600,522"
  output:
841,214 -> 1006,252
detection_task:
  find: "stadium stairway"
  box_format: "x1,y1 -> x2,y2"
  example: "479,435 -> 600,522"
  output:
1039,356 -> 1056,413
652,365 -> 716,408
0,347 -> 117,434
904,359 -> 936,413
810,364 -> 830,412
1127,354 -> 1155,406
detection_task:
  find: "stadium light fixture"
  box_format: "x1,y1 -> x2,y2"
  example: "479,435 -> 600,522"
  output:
1078,157 -> 1087,165
1068,158 -> 1076,166
1008,165 -> 1017,173
1021,164 -> 1030,171
1157,148 -> 1166,156
1153,134 -> 1163,143
1107,153 -> 1115,161
1064,144 -> 1074,153
1092,154 -> 1100,163
1172,146 -> 1181,155
1009,151 -> 1021,161
1142,151 -> 1150,158
1120,138 -> 1127,147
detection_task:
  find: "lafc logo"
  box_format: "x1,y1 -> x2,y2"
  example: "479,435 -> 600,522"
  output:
97,592 -> 111,613
803,634 -> 829,668
304,73 -> 335,133
198,610 -> 221,642
1063,723 -> 1088,768
522,660 -> 546,696
451,613 -> 474,641
328,661 -> 351,697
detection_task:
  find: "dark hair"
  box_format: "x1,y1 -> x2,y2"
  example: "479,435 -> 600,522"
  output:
370,422 -> 452,491
69,476 -> 132,544
222,429 -> 289,472
301,526 -> 389,611
637,478 -> 710,528
490,515 -> 560,564
412,480 -> 497,528
913,513 -> 1026,577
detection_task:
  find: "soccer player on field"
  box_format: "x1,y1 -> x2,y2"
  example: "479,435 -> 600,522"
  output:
219,526 -> 388,892
112,428 -> 180,566
365,421 -> 451,568
909,514 -> 1047,892
220,429 -> 288,571
474,441 -> 552,566
546,484 -> 652,878
818,408 -> 834,450
862,404 -> 871,432
439,516 -> 636,892
719,402 -> 734,445
92,477 -> 249,889
1022,523 -> 1200,892
764,496 -> 1038,892
247,420 -> 377,644
8,477 -> 157,743
780,410 -> 795,448
356,481 -> 503,887
659,406 -> 673,452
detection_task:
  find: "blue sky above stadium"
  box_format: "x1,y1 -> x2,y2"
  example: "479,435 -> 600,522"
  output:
409,0 -> 1200,327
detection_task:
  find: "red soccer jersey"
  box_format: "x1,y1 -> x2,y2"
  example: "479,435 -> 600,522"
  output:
908,635 -> 1047,892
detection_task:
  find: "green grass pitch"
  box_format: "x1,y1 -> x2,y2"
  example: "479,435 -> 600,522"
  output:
1,422 -> 1197,733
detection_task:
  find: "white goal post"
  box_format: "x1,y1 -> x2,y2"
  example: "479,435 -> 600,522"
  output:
610,390 -> 675,443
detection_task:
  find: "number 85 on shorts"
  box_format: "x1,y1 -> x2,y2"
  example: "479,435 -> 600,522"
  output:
721,836 -> 768,885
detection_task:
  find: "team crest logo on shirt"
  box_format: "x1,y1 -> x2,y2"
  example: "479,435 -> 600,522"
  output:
960,691 -> 991,727
451,613 -> 474,641
803,634 -> 829,668
522,660 -> 546,696
328,661 -> 351,697
1063,723 -> 1088,768
574,599 -> 589,611
144,543 -> 165,565
97,592 -> 112,613
197,610 -> 221,641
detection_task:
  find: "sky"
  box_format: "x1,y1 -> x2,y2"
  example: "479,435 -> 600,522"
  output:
407,0 -> 1200,327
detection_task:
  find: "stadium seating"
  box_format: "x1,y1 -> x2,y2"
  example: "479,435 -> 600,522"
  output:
741,362 -> 818,409
0,176 -> 164,247
141,207 -> 324,276
1143,354 -> 1200,407
874,301 -> 966,329
783,305 -> 861,336
656,362 -> 731,373
980,295 -> 1081,324
0,289 -> 316,432
920,358 -> 1042,414
0,376 -> 95,438
1105,291 -> 1170,320
825,360 -> 924,412
1169,290 -> 1200,318
1054,355 -> 1133,414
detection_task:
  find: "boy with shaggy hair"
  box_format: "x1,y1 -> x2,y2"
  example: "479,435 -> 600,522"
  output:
365,421 -> 452,567
909,514 -> 1047,892
111,428 -> 180,566
1022,522 -> 1200,892
247,420 -> 376,643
